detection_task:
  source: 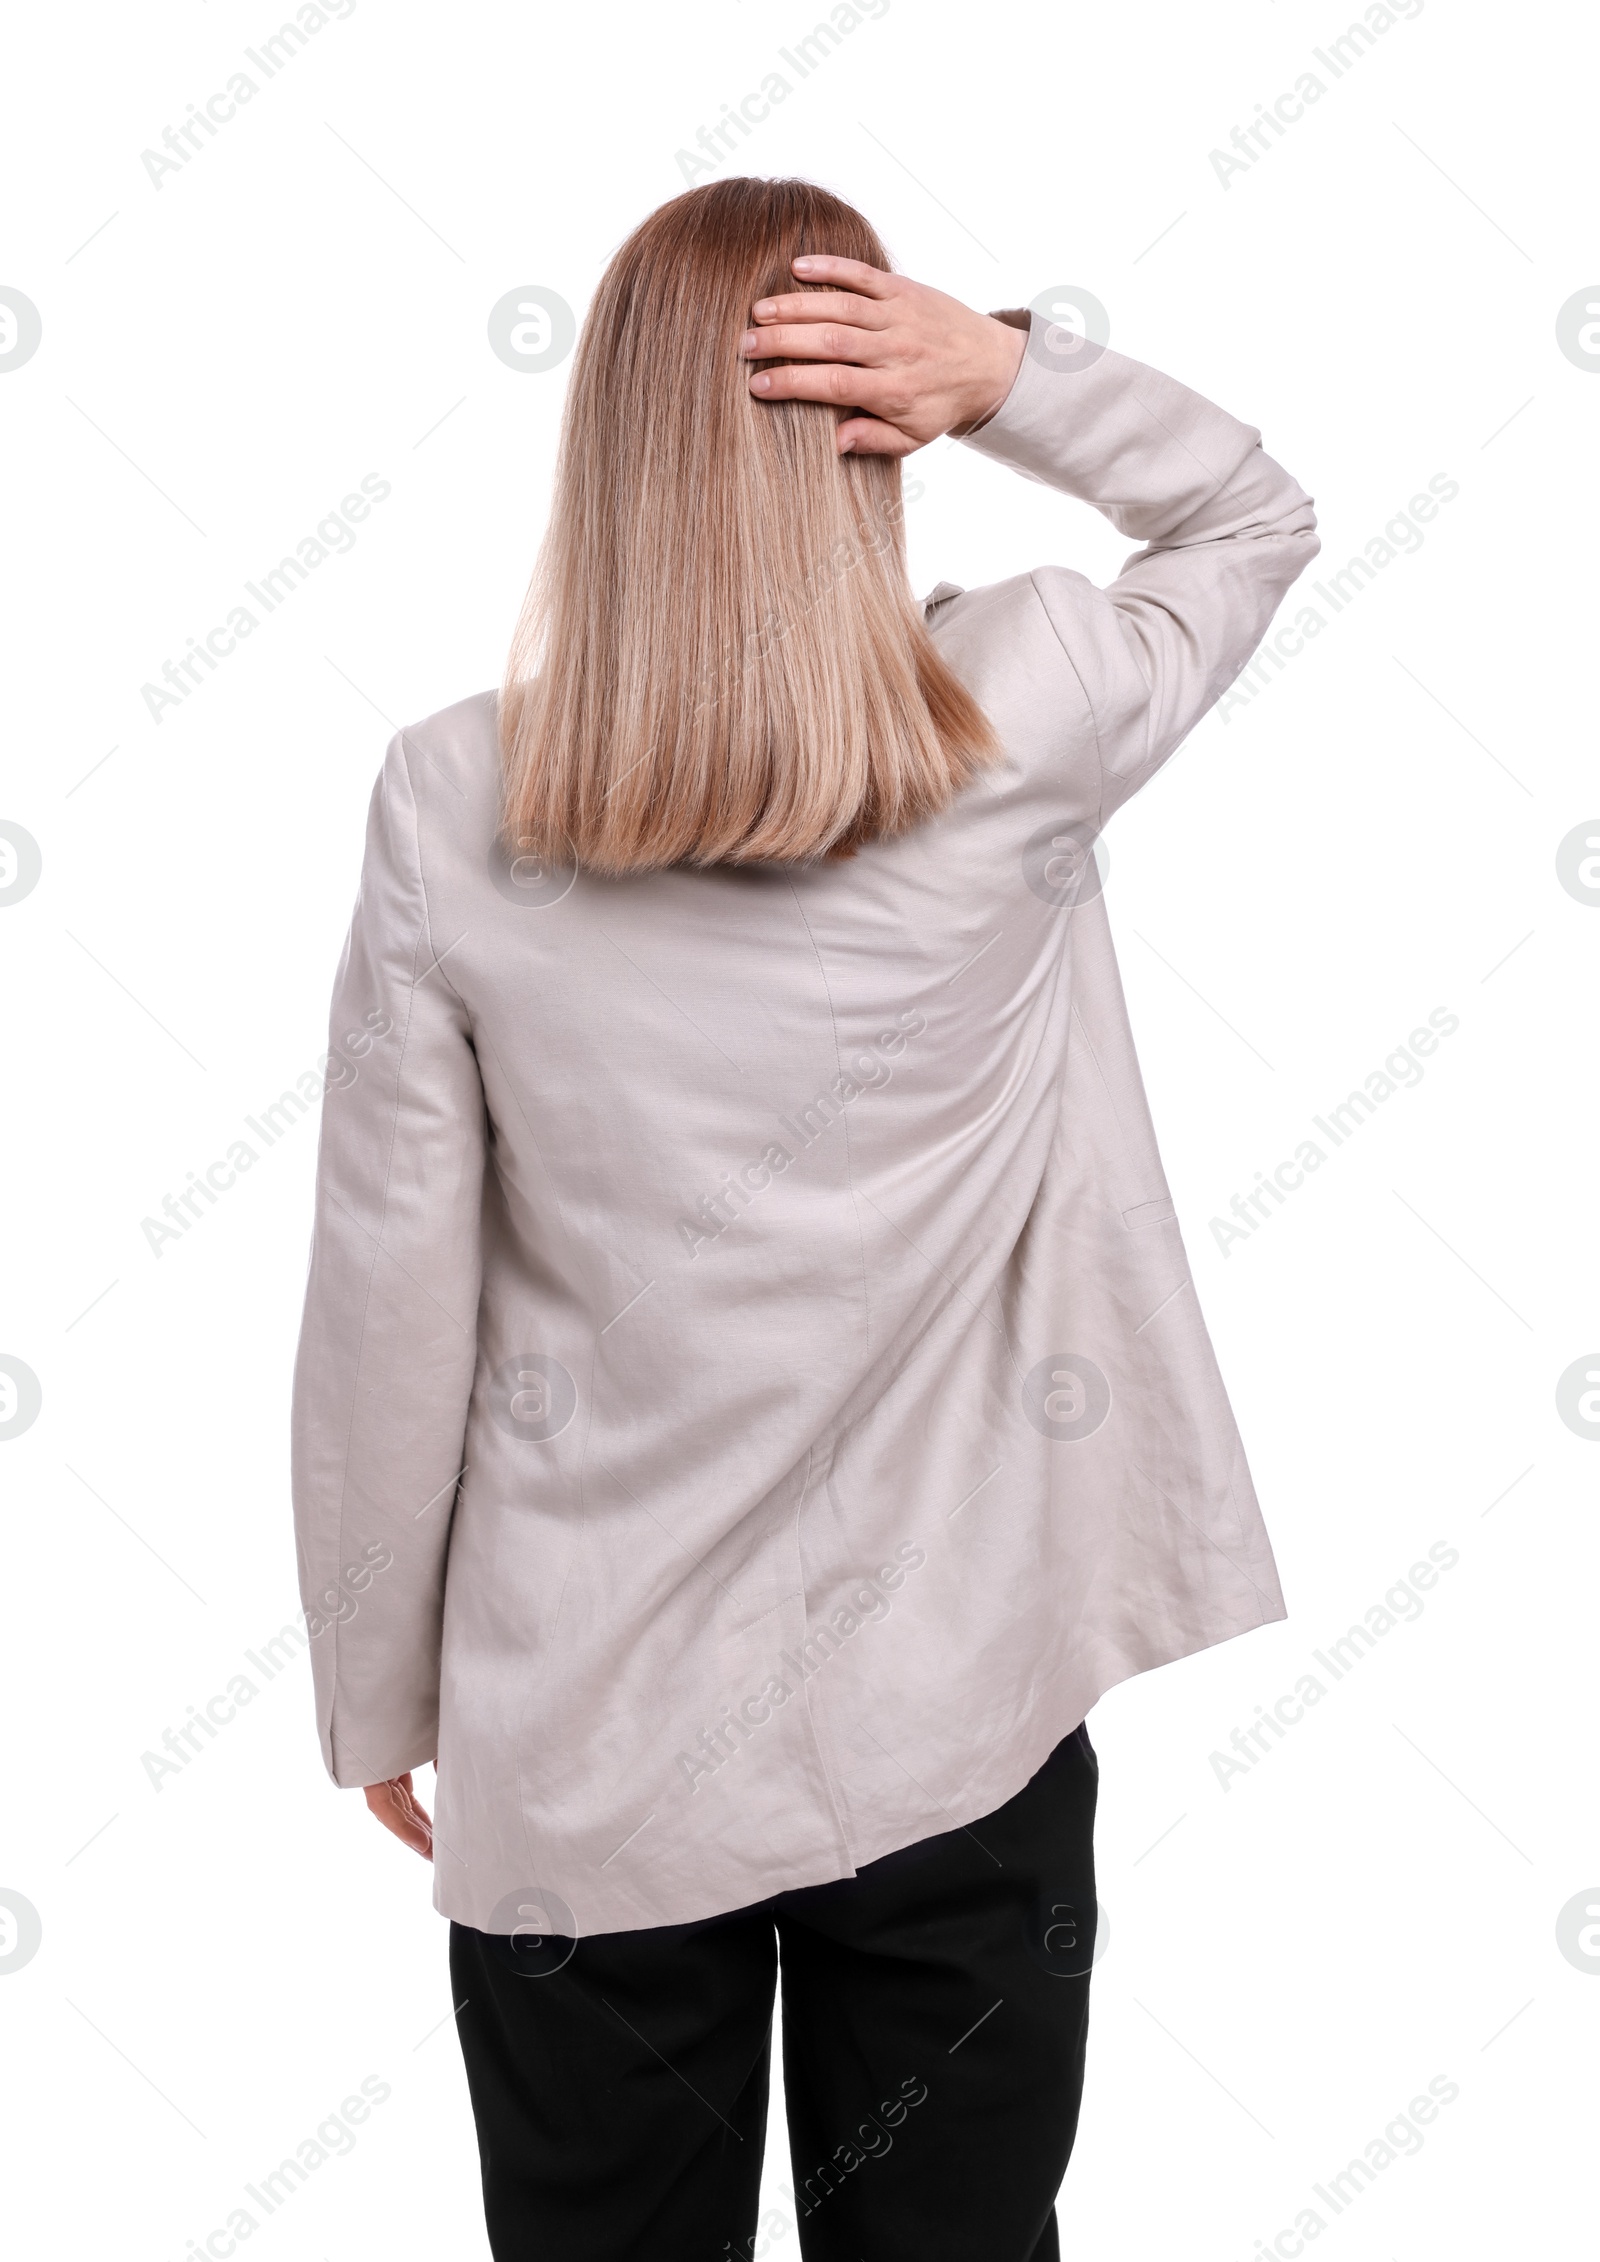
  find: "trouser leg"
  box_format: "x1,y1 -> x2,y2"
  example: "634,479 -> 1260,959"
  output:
449,1900 -> 777,2260
776,1723 -> 1099,2262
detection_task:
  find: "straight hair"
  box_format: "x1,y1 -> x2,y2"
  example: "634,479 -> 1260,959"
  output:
499,177 -> 1000,874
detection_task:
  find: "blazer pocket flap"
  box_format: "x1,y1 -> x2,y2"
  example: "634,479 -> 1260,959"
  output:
1121,1196 -> 1176,1230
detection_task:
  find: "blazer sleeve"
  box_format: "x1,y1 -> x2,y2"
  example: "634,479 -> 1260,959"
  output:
290,731 -> 485,1790
959,307 -> 1320,821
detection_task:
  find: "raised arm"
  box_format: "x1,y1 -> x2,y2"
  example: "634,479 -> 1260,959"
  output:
744,257 -> 1319,818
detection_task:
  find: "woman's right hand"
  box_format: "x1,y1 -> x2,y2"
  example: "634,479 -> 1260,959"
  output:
741,254 -> 1027,458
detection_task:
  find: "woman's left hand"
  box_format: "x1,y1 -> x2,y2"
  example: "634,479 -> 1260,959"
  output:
364,1771 -> 434,1859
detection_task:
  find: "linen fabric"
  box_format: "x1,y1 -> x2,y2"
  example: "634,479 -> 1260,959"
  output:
290,305 -> 1318,1934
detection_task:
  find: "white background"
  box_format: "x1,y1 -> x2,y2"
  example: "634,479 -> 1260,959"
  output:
2,0 -> 1595,2255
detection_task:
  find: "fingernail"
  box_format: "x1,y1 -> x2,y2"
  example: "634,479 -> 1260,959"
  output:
792,257 -> 815,273
740,331 -> 759,352
750,372 -> 772,391
753,299 -> 776,317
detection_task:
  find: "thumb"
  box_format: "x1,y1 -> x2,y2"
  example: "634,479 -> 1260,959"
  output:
836,415 -> 918,458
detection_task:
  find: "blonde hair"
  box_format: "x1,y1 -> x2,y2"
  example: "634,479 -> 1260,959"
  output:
499,177 -> 1000,874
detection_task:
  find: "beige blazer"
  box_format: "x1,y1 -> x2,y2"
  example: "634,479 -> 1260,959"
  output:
291,307 -> 1319,1936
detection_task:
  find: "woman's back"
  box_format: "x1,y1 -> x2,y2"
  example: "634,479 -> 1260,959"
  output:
292,302 -> 1315,1931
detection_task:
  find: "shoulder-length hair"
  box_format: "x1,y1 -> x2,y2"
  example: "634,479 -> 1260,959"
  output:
499,176 -> 999,874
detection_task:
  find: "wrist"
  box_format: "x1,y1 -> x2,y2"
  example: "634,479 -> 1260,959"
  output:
950,316 -> 1027,438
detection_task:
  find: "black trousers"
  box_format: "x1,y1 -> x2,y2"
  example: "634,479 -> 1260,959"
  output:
450,1722 -> 1098,2261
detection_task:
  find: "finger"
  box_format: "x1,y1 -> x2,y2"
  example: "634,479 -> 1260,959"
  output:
747,362 -> 888,409
788,253 -> 897,297
750,290 -> 893,329
836,415 -> 920,459
392,1777 -> 434,1848
400,1780 -> 432,1823
366,1776 -> 433,1857
367,1792 -> 407,1847
391,1778 -> 425,1824
399,1803 -> 434,1858
390,1799 -> 432,1858
740,322 -> 889,365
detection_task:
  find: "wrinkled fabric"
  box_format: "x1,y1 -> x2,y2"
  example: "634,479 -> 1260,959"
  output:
291,307 -> 1319,1935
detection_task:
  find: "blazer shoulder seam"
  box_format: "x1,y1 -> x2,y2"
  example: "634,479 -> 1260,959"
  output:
395,729 -> 472,1020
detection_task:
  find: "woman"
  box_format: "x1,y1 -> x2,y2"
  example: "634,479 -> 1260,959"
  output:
292,176 -> 1317,2259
